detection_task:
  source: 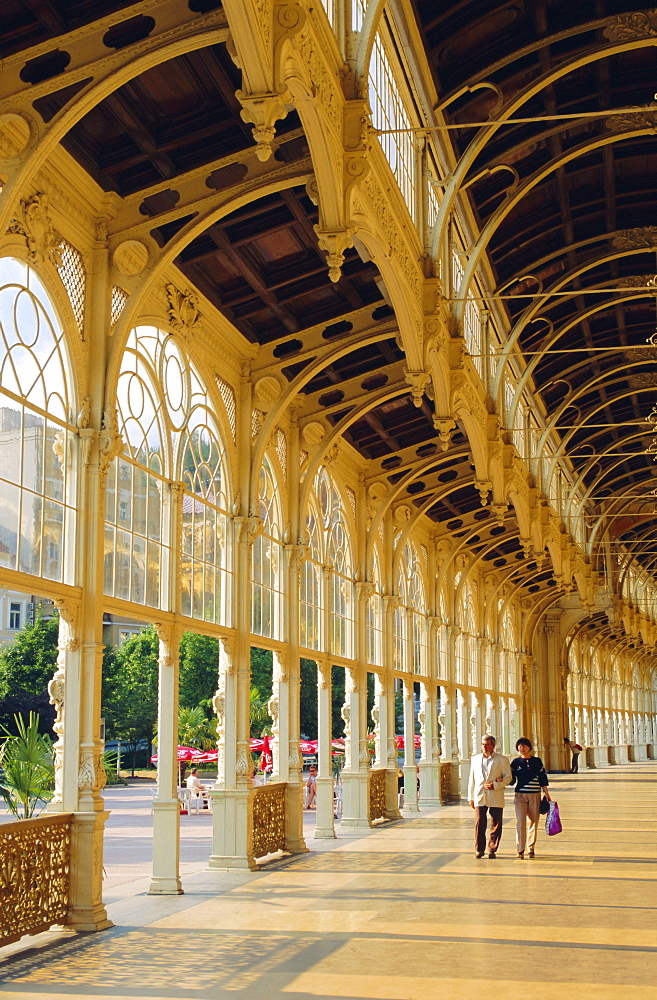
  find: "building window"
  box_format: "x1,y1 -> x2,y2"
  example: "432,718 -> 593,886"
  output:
9,602 -> 21,629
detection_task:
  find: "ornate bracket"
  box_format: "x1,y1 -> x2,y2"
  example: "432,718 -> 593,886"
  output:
313,227 -> 356,282
433,416 -> 456,451
405,370 -> 431,408
474,479 -> 492,506
237,91 -> 289,161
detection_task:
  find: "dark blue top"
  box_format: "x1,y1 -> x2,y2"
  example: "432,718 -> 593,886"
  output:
510,755 -> 549,793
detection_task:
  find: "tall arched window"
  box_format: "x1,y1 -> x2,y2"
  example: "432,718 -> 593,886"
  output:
300,468 -> 354,656
395,542 -> 428,674
252,456 -> 283,639
300,502 -> 322,650
328,512 -> 353,657
105,325 -> 230,620
0,258 -> 76,582
366,548 -> 383,666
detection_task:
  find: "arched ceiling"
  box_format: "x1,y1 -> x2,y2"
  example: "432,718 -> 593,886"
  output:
414,0 -> 657,586
4,0 -> 657,621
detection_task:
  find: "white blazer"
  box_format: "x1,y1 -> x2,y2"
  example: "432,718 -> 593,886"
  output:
468,751 -> 512,808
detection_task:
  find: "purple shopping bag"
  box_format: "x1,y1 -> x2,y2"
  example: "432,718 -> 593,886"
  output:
545,800 -> 562,836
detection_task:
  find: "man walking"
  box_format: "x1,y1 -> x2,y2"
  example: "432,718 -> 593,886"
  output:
468,735 -> 512,858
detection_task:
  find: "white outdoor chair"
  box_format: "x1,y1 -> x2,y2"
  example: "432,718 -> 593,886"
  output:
187,789 -> 204,813
333,782 -> 343,821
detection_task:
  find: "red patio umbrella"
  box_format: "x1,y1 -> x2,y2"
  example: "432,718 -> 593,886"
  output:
260,734 -> 273,773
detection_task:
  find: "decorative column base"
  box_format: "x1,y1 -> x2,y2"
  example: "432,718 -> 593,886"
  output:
314,776 -> 336,839
631,744 -> 648,761
68,811 -> 113,931
208,788 -> 254,870
340,771 -> 370,828
458,760 -> 470,797
402,765 -> 419,812
439,762 -> 461,804
592,746 -> 610,767
284,781 -> 309,855
417,762 -> 440,806
385,768 -> 402,819
615,745 -> 630,764
149,799 -> 183,894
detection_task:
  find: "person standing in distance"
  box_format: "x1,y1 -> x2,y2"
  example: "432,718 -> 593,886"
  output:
468,735 -> 512,859
511,738 -> 551,858
564,736 -> 582,773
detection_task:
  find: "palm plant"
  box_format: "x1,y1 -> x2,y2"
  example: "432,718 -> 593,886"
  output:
0,712 -> 54,819
177,706 -> 214,749
249,686 -> 271,735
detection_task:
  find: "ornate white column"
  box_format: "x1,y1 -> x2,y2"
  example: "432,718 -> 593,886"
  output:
270,650 -> 289,782
340,665 -> 370,827
48,599 -> 111,932
402,678 -> 419,811
281,543 -> 307,857
208,502 -> 257,866
418,681 -> 440,805
315,661 -> 335,839
47,237 -> 116,928
150,619 -> 182,894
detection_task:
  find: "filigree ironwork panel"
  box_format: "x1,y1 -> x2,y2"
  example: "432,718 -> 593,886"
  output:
368,768 -> 386,822
250,782 -> 286,861
0,813 -> 72,947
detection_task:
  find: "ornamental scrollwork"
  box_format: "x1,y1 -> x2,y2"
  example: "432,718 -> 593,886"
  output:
166,283 -> 201,334
98,407 -> 124,478
7,193 -> 62,267
605,108 -> 657,134
603,9 -> 657,41
612,227 -> 657,250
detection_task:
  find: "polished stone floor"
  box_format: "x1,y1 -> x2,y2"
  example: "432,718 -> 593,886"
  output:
1,763 -> 657,999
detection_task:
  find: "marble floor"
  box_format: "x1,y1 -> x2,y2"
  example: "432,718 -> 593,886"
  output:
1,763 -> 657,999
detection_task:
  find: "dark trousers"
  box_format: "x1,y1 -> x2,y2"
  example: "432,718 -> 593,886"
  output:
571,754 -> 579,773
474,805 -> 503,854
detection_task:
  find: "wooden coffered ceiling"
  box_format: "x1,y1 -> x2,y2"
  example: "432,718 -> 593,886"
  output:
7,0 -> 657,600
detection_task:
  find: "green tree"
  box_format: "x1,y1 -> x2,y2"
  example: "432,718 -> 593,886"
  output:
249,686 -> 271,735
102,626 -> 159,773
332,665 -> 346,738
250,647 -> 273,701
0,612 -> 61,736
179,633 -> 219,713
300,658 -> 318,738
0,612 -> 59,690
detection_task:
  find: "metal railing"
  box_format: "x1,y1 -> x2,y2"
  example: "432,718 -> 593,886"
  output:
249,782 -> 286,863
0,812 -> 72,947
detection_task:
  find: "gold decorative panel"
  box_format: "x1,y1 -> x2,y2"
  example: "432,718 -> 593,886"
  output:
368,768 -> 387,823
0,813 -> 72,947
250,783 -> 286,862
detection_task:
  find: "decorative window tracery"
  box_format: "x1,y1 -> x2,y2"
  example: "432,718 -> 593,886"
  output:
252,456 -> 283,639
367,549 -> 383,667
395,542 -> 428,674
106,325 -> 230,620
300,468 -> 354,656
0,257 -> 76,583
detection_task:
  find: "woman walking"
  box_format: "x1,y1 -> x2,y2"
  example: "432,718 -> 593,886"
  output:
510,738 -> 551,858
